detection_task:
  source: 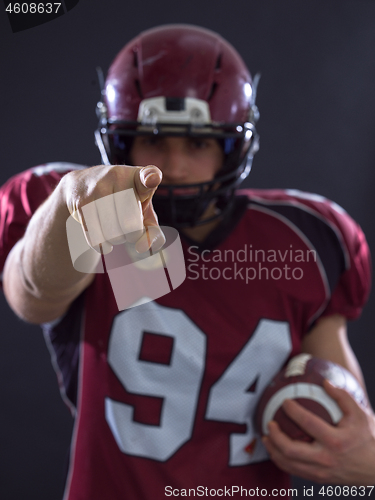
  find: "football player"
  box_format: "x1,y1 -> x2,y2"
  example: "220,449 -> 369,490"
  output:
1,25 -> 374,499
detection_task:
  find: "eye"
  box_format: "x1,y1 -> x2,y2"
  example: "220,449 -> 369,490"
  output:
113,135 -> 127,150
140,135 -> 162,147
189,138 -> 209,150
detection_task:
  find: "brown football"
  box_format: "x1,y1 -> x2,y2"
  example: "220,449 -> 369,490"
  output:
255,354 -> 367,442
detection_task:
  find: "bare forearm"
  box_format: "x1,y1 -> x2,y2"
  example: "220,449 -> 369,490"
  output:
301,314 -> 366,389
3,181 -> 96,323
3,164 -> 162,323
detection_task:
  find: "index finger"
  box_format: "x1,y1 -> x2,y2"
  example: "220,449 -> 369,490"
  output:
282,398 -> 339,443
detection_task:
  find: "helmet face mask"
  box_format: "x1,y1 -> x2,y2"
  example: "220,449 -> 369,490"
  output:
95,24 -> 260,228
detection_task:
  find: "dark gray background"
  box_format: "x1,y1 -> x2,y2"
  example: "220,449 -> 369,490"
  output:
1,0 -> 374,498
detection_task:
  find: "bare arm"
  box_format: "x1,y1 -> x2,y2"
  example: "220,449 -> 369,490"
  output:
3,164 -> 163,324
301,314 -> 367,391
263,314 -> 375,485
3,186 -> 95,323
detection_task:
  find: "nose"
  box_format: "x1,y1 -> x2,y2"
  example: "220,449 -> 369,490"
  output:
159,140 -> 188,184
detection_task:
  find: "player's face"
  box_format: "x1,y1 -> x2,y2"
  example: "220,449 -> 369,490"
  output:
130,136 -> 224,189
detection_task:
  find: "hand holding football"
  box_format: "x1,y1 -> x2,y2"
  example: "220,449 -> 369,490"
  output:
255,353 -> 367,442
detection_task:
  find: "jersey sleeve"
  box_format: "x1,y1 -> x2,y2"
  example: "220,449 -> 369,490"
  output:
240,188 -> 372,322
281,190 -> 372,321
320,206 -> 371,321
0,163 -> 83,286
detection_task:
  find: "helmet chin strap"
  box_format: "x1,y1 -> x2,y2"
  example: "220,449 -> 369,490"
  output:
152,196 -> 212,228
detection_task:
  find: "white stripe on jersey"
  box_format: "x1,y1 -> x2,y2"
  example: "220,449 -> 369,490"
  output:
248,203 -> 331,322
247,194 -> 350,271
32,162 -> 86,177
285,189 -> 347,216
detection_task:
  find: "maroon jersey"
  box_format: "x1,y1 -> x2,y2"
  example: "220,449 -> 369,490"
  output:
0,163 -> 371,499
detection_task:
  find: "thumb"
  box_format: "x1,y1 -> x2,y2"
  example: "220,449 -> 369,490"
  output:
134,165 -> 162,202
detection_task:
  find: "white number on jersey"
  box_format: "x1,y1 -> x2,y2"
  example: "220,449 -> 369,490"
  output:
106,301 -> 206,461
106,301 -> 292,463
206,319 -> 292,465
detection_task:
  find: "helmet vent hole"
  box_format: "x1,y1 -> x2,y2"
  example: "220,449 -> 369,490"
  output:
134,79 -> 143,99
133,50 -> 138,68
215,54 -> 222,70
207,82 -> 218,101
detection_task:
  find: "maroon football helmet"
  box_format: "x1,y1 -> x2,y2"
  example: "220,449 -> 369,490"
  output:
95,24 -> 259,227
